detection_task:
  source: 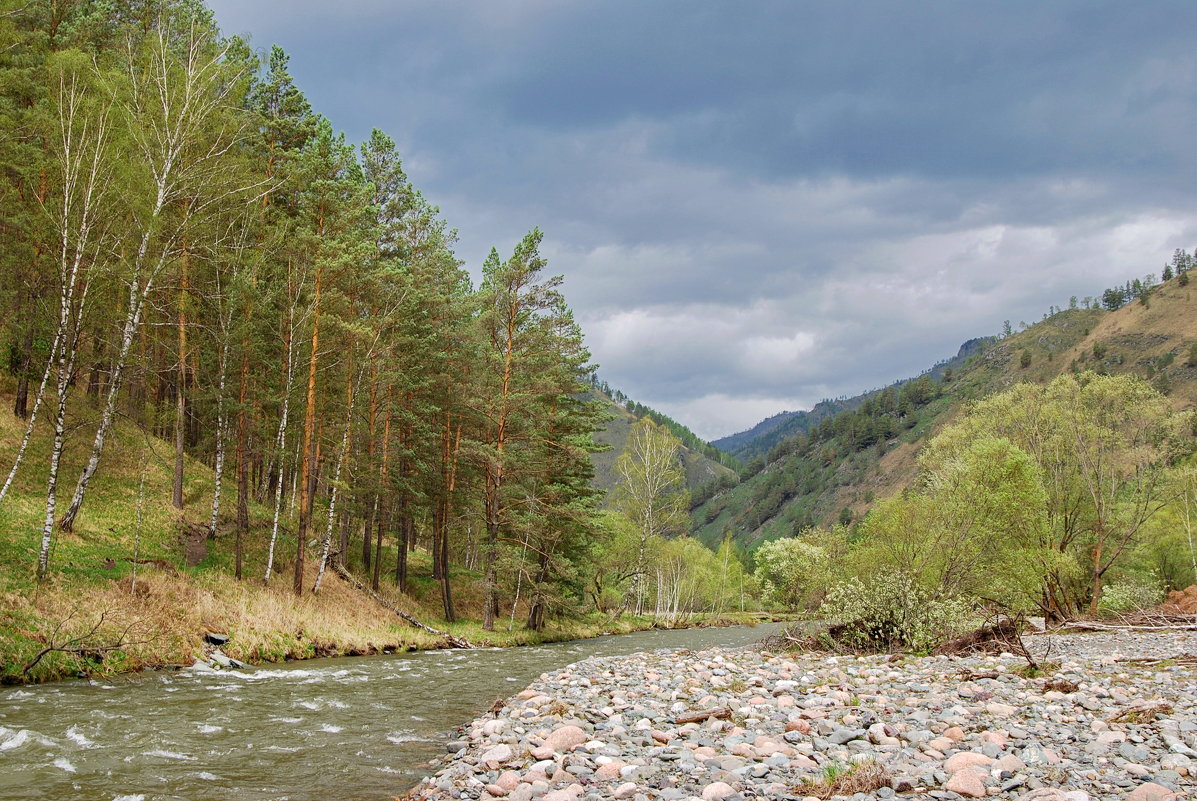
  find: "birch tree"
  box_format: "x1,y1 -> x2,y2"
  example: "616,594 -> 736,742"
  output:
36,52 -> 116,579
613,418 -> 689,615
60,21 -> 255,532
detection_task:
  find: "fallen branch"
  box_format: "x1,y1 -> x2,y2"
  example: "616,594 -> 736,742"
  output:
956,670 -> 1002,681
22,611 -> 156,677
1060,620 -> 1197,632
1108,700 -> 1173,724
1113,655 -> 1197,665
333,563 -> 473,649
673,707 -> 732,725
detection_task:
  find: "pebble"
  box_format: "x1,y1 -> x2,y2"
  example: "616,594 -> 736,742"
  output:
404,629 -> 1197,801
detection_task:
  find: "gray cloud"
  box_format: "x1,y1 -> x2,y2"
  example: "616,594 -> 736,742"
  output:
208,0 -> 1197,438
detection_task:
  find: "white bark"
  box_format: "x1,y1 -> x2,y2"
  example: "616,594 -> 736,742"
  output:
37,66 -> 113,578
265,306 -> 298,582
616,420 -> 684,614
60,25 -> 259,532
207,344 -> 229,538
314,367 -> 364,593
311,422 -> 349,594
0,331 -> 61,504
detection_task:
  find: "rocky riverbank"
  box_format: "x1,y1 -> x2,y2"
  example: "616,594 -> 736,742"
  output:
404,630 -> 1197,801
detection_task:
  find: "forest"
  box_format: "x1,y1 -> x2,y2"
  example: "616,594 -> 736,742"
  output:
0,0 -> 760,677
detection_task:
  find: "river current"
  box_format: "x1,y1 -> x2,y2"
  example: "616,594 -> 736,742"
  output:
0,622 -> 783,801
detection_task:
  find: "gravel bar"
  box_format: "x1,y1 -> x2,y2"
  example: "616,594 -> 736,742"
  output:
404,630 -> 1197,801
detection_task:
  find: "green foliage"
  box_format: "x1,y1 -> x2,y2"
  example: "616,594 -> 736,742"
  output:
818,572 -> 972,652
753,527 -> 846,610
919,372 -> 1194,616
621,396 -> 736,468
1097,575 -> 1164,616
852,435 -> 1058,611
0,1 -> 617,635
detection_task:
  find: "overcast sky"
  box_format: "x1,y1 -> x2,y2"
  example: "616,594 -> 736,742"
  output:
207,0 -> 1197,440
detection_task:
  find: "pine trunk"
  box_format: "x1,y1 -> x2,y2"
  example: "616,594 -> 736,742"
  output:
173,246 -> 188,511
12,324 -> 33,420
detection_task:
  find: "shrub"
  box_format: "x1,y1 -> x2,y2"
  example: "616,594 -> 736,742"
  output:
818,572 -> 972,652
1098,575 -> 1164,616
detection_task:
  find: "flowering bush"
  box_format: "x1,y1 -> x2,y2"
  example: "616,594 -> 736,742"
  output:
1097,575 -> 1164,616
818,572 -> 972,652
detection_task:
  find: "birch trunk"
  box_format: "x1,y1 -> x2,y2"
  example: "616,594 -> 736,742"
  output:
59,27 -> 255,532
0,331 -> 61,505
314,368 -> 359,593
36,66 -> 112,576
265,306 -> 297,582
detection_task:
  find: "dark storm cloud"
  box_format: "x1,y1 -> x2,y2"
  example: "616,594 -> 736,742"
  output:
207,0 -> 1197,438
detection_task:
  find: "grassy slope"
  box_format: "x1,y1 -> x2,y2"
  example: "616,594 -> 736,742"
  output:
0,389 -> 761,683
695,278 -> 1197,549
588,390 -> 737,497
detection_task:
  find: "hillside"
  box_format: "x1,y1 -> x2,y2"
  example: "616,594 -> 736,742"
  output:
711,403 -> 843,463
692,275 -> 1197,550
587,390 -> 738,497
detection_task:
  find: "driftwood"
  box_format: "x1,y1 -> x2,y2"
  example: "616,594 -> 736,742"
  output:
332,563 -> 473,649
1113,655 -> 1197,665
934,618 -> 1023,656
673,707 -> 732,725
1060,619 -> 1197,632
22,611 -> 156,677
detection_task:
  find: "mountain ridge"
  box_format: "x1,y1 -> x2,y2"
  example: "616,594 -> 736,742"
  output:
689,273 -> 1197,550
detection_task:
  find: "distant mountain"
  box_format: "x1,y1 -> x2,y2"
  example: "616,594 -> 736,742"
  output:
712,401 -> 846,463
712,337 -> 992,464
690,275 -> 1197,551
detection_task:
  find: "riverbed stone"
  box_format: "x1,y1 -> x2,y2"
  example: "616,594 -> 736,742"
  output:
480,744 -> 515,766
402,629 -> 1197,801
700,781 -> 735,800
1126,783 -> 1178,801
1015,789 -> 1069,801
945,769 -> 987,798
545,726 -> 588,752
944,752 -> 993,772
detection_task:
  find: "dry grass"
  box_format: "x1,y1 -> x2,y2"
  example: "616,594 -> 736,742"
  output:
0,562 -> 451,682
1108,700 -> 1173,724
797,760 -> 893,800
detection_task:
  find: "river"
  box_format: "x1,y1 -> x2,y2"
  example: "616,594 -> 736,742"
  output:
0,622 -> 784,801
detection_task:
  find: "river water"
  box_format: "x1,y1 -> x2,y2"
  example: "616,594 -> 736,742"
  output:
0,622 -> 783,801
